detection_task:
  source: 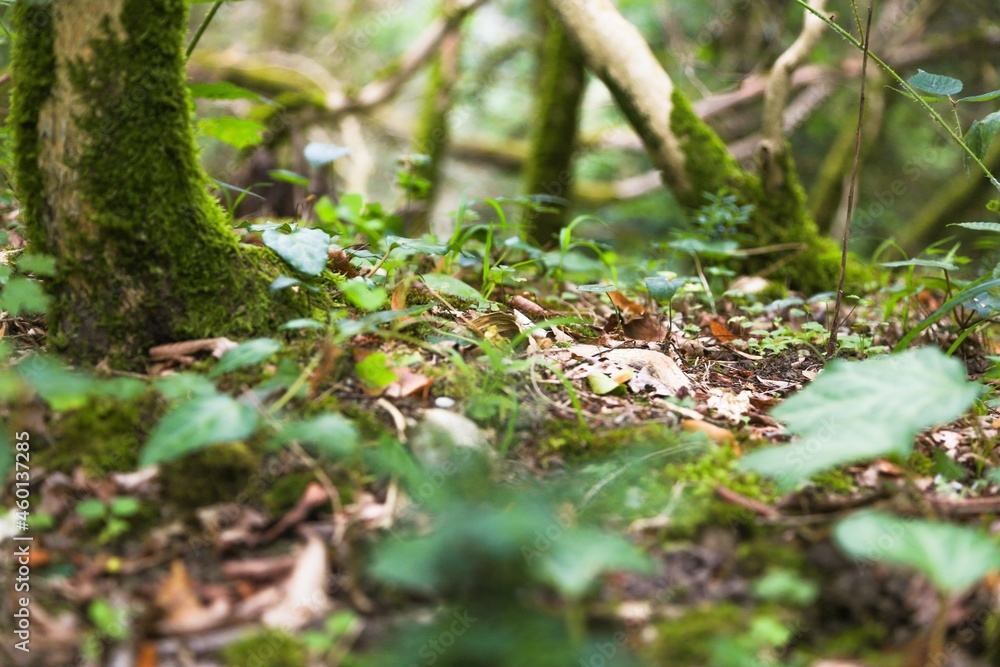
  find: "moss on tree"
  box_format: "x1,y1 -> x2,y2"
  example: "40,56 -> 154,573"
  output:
10,0 -> 327,368
520,1 -> 587,245
668,90 -> 867,293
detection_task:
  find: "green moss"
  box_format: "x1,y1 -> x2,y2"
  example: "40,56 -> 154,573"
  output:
812,469 -> 858,494
221,629 -> 306,667
520,2 -> 587,244
906,450 -> 936,476
644,603 -> 748,665
536,421 -> 677,458
159,442 -> 261,510
668,89 -> 872,294
262,472 -> 315,515
39,393 -> 160,475
10,0 -> 328,369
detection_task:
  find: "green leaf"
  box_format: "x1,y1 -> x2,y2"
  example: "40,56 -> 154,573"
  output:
908,69 -> 963,96
958,89 -> 1000,103
587,371 -> 626,395
355,353 -> 398,389
280,318 -> 325,330
965,111 -> 1000,161
271,414 -> 358,459
834,510 -> 1000,594
739,348 -> 979,488
109,497 -> 142,517
16,254 -> 56,276
198,117 -> 266,149
87,599 -> 129,640
76,499 -> 108,521
577,283 -> 616,293
879,258 -> 958,271
209,338 -> 283,378
262,228 -> 331,276
950,222 -> 1000,234
139,396 -> 259,467
420,273 -> 486,304
188,81 -> 267,103
539,528 -> 653,599
1,277 -> 50,316
99,377 -> 147,401
17,355 -> 97,412
384,235 -> 450,256
153,373 -> 219,401
314,196 -> 338,224
645,276 -> 687,303
341,279 -> 388,312
269,275 -> 302,292
268,169 -> 310,187
304,142 -> 352,168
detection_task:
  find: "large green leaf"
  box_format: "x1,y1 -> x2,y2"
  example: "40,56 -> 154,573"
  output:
262,228 -> 331,276
0,277 -> 50,316
198,117 -> 266,149
270,413 -> 359,459
209,338 -> 283,378
188,82 -> 267,103
539,528 -> 653,599
834,511 -> 1000,594
17,355 -> 97,412
139,396 -> 259,467
908,69 -> 963,96
739,348 -> 979,488
420,273 -> 486,304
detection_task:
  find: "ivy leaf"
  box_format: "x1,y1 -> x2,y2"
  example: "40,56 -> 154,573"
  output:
645,276 -> 687,303
835,511 -> 1000,594
198,117 -> 267,149
139,396 -> 259,467
209,338 -> 283,379
739,348 -> 979,489
262,228 -> 331,276
16,254 -> 57,276
271,414 -> 359,459
0,277 -> 50,316
908,69 -> 963,96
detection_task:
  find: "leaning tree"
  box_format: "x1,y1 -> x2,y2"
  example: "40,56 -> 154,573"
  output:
10,0 -> 324,367
547,0 -> 863,292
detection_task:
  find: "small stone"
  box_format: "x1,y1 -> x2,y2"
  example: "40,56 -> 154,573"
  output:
434,396 -> 456,409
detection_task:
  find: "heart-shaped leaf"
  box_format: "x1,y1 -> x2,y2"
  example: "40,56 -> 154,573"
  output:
271,413 -> 359,459
739,347 -> 979,488
262,228 -> 331,276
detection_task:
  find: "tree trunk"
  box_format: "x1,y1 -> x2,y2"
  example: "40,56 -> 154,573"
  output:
10,0 -> 322,367
520,0 -> 587,246
547,0 -> 862,292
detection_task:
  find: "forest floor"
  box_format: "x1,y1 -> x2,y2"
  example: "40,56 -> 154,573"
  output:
3,232 -> 1000,667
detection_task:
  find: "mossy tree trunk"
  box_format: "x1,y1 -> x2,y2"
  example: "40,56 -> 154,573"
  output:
548,0 -> 859,292
406,1 -> 464,236
10,0 -> 321,367
520,0 -> 587,246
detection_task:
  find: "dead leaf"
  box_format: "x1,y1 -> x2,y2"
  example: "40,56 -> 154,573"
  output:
261,531 -> 331,629
708,320 -> 740,343
384,367 -> 434,399
706,388 -> 752,422
608,290 -> 646,321
155,560 -> 231,635
263,482 -> 330,542
623,314 -> 666,342
682,419 -> 735,445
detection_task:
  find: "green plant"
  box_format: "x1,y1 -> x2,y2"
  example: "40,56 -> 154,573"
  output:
76,496 -> 143,544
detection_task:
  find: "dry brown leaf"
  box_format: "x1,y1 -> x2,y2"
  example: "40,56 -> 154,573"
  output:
623,314 -> 666,342
607,290 -> 646,320
261,531 -> 331,629
681,419 -> 735,446
155,560 -> 231,635
708,320 -> 740,343
384,367 -> 434,399
263,482 -> 330,542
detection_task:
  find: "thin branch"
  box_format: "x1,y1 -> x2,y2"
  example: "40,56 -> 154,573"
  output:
186,1 -> 224,60
761,0 -> 827,146
828,2 -> 874,358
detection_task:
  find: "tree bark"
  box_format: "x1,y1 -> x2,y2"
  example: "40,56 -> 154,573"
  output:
547,0 -> 862,292
520,0 -> 587,246
10,0 -> 322,367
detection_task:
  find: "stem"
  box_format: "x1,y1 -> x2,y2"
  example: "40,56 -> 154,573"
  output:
827,2 -> 873,358
792,0 -> 1000,192
186,1 -> 224,60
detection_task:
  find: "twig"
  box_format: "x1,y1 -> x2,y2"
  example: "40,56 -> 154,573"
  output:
828,2 -> 874,358
186,1 -> 224,60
